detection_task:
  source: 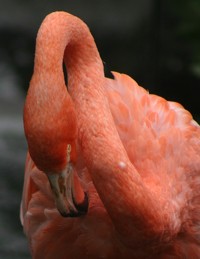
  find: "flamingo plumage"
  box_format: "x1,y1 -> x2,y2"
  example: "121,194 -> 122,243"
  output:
21,11 -> 200,258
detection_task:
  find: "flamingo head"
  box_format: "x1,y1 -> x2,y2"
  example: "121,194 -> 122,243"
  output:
23,78 -> 88,217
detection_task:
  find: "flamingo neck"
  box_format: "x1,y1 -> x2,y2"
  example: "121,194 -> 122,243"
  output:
34,12 -> 175,248
25,12 -> 95,172
34,12 -> 104,84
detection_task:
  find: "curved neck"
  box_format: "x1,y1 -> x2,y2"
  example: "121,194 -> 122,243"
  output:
35,12 -> 104,84
34,12 -> 173,248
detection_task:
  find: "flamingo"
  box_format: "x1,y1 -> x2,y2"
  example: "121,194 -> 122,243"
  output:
21,11 -> 200,258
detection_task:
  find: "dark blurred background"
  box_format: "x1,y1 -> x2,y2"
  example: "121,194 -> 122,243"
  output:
0,1 -> 200,258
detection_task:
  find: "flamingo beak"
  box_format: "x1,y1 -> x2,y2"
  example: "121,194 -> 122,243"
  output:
47,164 -> 88,217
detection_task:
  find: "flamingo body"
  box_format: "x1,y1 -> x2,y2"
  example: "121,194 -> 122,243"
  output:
21,12 -> 200,258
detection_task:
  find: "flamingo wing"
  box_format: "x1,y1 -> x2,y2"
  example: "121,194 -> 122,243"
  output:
105,72 -> 200,256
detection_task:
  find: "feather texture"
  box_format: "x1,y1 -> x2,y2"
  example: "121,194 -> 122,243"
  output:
21,11 -> 200,258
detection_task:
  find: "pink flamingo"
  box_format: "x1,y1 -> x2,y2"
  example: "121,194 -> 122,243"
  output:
21,11 -> 200,258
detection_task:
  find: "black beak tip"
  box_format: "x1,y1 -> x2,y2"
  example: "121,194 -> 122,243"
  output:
59,192 -> 89,218
74,192 -> 89,214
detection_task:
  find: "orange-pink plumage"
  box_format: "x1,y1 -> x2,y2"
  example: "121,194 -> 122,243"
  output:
21,11 -> 200,258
